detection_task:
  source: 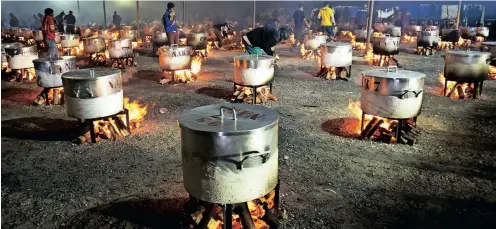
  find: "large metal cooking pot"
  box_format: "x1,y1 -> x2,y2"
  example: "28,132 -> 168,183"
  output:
179,103 -> 279,203
186,32 -> 207,50
119,29 -> 137,41
83,37 -> 106,54
461,27 -> 477,38
444,50 -> 491,83
361,66 -> 425,119
60,34 -> 80,48
476,27 -> 489,38
152,31 -> 168,46
33,30 -> 44,41
406,25 -> 422,36
481,42 -> 496,60
108,39 -> 133,58
354,28 -> 373,43
320,42 -> 352,67
79,27 -> 94,38
372,34 -> 400,55
62,68 -> 123,120
425,25 -> 439,32
98,30 -> 114,40
5,44 -> 38,69
158,44 -> 192,71
417,28 -> 439,47
441,29 -> 460,42
33,56 -> 77,88
233,54 -> 275,86
387,26 -> 402,37
54,32 -> 62,43
303,34 -> 327,51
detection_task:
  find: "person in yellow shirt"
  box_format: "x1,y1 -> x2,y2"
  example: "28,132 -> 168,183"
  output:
317,2 -> 336,38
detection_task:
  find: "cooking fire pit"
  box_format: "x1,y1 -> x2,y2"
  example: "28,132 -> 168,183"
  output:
317,42 -> 352,80
4,43 -> 38,82
158,44 -> 203,84
108,39 -> 136,69
33,56 -> 77,105
179,104 -> 280,229
359,66 -> 425,145
372,34 -> 400,67
417,28 -> 439,55
232,54 -> 276,104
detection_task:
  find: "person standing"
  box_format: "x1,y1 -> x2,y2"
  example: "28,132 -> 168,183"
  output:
213,22 -> 233,50
402,9 -> 412,31
163,2 -> 178,46
318,2 -> 336,39
42,8 -> 58,58
32,14 -> 41,29
112,11 -> 122,29
54,11 -> 65,33
292,3 -> 310,50
9,13 -> 19,27
64,11 -> 76,34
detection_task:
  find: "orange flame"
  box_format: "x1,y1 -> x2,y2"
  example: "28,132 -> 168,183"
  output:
401,34 -> 417,44
438,72 -> 470,99
348,99 -> 397,135
123,97 -> 148,128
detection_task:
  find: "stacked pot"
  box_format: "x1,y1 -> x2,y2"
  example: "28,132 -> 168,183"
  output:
60,34 -> 80,48
33,56 -> 77,88
62,68 -> 123,120
320,42 -> 352,68
361,66 -> 425,119
233,54 -> 275,86
178,103 -> 279,203
303,34 -> 327,51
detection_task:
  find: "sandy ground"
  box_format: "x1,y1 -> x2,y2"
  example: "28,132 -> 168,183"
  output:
2,43 -> 496,229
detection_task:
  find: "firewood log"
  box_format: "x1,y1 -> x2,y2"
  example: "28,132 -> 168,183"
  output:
235,203 -> 257,229
366,119 -> 384,139
78,131 -> 92,143
108,118 -> 123,137
267,94 -> 278,101
361,117 -> 379,139
446,83 -> 459,97
236,91 -> 245,100
233,90 -> 241,97
261,204 -> 280,228
115,117 -> 131,136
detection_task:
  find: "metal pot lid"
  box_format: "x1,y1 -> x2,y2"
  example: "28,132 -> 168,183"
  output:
481,41 -> 496,46
446,50 -> 491,57
321,42 -> 352,47
33,55 -> 76,63
62,67 -> 120,81
235,54 -> 274,61
361,66 -> 425,79
178,104 -> 278,135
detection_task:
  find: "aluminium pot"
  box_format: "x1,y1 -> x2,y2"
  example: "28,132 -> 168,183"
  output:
354,28 -> 373,43
417,28 -> 439,47
186,32 -> 208,50
108,39 -> 134,58
79,27 -> 94,38
441,29 -> 460,42
361,66 -> 425,119
54,32 -> 62,43
406,25 -> 422,36
461,27 -> 477,39
303,34 -> 327,51
62,68 -> 123,120
83,37 -> 106,54
179,103 -> 279,203
476,27 -> 489,38
60,34 -> 80,48
233,54 -> 275,86
33,30 -> 44,41
372,34 -> 400,55
444,50 -> 491,83
5,44 -> 38,69
98,29 -> 114,40
152,31 -> 168,46
425,25 -> 439,32
387,26 -> 402,37
481,42 -> 496,61
158,44 -> 192,71
33,56 -> 77,88
119,29 -> 137,41
320,42 -> 352,67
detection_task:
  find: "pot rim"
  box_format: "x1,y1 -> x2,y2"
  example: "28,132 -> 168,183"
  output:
445,50 -> 491,57
361,67 -> 425,79
62,67 -> 121,81
33,56 -> 76,63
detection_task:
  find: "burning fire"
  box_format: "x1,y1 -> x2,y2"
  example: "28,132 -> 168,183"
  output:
348,99 -> 397,138
401,34 -> 417,44
2,61 -> 11,73
123,97 -> 148,129
11,68 -> 36,82
438,37 -> 471,50
34,87 -> 64,105
300,44 -> 320,60
475,36 -> 485,43
489,65 -> 496,80
438,72 -> 470,99
353,42 -> 366,50
160,55 -> 202,84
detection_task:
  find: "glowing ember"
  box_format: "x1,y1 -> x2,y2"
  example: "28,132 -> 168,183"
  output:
300,44 -> 320,60
191,55 -> 202,75
475,36 -> 485,43
438,72 -> 471,99
123,97 -> 148,129
10,68 -> 36,82
34,87 -> 64,105
348,99 -> 397,136
132,41 -> 138,49
160,55 -> 202,84
2,61 -> 11,72
353,42 -> 366,50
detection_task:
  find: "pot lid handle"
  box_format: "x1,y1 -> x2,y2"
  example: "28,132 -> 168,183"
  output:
387,66 -> 398,73
89,69 -> 95,78
171,44 -> 178,48
220,106 -> 237,120
384,34 -> 391,37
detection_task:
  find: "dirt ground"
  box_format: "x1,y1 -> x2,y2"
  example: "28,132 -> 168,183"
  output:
2,42 -> 496,229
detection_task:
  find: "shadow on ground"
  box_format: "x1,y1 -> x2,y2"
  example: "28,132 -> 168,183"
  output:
135,70 -> 161,82
1,87 -> 40,106
195,86 -> 232,99
61,197 -> 186,229
1,117 -> 77,141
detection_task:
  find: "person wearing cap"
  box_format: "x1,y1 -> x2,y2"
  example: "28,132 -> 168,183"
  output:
113,11 -> 122,29
42,8 -> 58,58
292,3 -> 310,50
163,2 -> 179,45
318,2 -> 336,39
213,22 -> 234,50
242,25 -> 292,56
64,11 -> 76,34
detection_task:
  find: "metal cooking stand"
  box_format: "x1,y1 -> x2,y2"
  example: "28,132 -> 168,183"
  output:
360,111 -> 418,144
233,81 -> 273,105
77,108 -> 130,143
41,86 -> 64,105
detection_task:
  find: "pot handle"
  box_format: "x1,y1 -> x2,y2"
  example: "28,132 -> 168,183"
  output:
219,106 -> 237,120
487,59 -> 492,65
171,44 -> 178,48
73,88 -> 94,98
384,34 -> 391,37
236,151 -> 270,170
386,66 -> 398,73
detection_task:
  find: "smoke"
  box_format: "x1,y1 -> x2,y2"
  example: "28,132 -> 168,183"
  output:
122,67 -> 137,83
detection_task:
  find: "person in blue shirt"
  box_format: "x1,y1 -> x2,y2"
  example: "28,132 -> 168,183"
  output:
163,2 -> 178,45
292,3 -> 310,50
265,18 -> 280,29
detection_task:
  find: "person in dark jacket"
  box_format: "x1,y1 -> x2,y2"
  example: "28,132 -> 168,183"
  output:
242,25 -> 292,56
9,13 -> 19,27
163,2 -> 178,45
64,11 -> 76,34
292,3 -> 310,49
113,11 -> 122,29
32,14 -> 41,29
213,23 -> 233,49
54,11 -> 65,32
